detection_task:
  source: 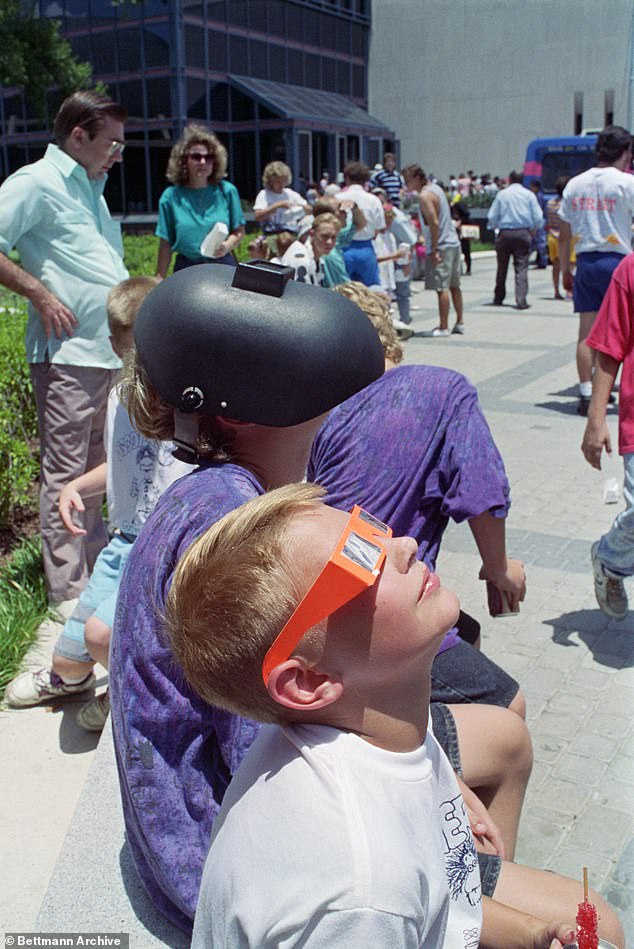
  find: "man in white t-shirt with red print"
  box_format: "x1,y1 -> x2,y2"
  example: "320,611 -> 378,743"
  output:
559,125 -> 634,416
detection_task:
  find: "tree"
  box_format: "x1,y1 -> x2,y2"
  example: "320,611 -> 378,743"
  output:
0,1 -> 100,120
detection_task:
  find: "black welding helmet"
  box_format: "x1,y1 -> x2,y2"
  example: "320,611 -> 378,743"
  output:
134,261 -> 384,457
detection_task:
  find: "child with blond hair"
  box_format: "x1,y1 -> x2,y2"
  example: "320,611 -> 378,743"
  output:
165,484 -> 580,948
5,276 -> 192,729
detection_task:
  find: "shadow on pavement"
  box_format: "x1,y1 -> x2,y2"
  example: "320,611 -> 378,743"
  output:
544,612 -> 634,669
534,400 -> 581,415
119,843 -> 190,948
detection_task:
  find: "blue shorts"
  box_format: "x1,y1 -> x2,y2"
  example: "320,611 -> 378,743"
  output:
54,532 -> 134,663
429,702 -> 502,897
574,251 -> 624,313
431,640 -> 519,708
342,239 -> 381,287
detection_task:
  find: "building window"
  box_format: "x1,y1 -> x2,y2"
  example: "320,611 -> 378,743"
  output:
187,78 -> 207,118
185,24 -> 205,68
229,34 -> 248,73
305,53 -> 321,89
574,92 -> 583,135
287,49 -> 303,85
210,82 -> 230,123
146,77 -> 171,117
230,86 -> 254,122
118,27 -> 142,72
250,39 -> 268,80
208,29 -> 228,72
336,59 -> 350,96
144,21 -> 170,69
605,89 -> 615,127
322,57 -> 336,92
119,79 -> 145,120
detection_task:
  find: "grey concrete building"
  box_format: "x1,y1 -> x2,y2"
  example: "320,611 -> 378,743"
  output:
369,0 -> 634,182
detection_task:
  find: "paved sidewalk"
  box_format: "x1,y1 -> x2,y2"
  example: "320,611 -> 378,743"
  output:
1,255 -> 632,943
406,258 -> 633,943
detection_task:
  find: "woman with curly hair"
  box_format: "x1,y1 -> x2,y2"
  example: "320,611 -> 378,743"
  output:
155,125 -> 245,277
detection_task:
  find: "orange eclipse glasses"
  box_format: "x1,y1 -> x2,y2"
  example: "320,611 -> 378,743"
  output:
261,505 -> 392,684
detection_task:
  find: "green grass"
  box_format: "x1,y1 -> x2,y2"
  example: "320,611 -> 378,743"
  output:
0,538 -> 48,691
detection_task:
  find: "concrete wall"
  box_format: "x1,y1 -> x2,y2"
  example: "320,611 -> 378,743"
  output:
369,0 -> 634,181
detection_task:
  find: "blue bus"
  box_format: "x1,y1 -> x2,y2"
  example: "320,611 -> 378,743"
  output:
523,135 -> 597,196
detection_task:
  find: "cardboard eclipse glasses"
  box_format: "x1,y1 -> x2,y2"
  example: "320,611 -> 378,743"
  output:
261,506 -> 392,684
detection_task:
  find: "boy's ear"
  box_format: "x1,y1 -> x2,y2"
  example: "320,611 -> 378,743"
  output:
266,658 -> 343,712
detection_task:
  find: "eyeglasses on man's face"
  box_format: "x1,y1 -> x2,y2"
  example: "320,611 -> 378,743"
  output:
106,140 -> 125,157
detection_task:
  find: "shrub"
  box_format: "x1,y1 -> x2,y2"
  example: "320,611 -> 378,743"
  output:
0,295 -> 39,529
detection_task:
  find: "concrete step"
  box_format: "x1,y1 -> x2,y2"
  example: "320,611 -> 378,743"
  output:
36,717 -> 189,948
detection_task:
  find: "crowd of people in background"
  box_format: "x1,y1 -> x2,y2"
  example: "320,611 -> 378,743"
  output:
0,96 -> 629,948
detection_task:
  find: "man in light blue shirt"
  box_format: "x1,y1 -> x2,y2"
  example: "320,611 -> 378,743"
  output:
487,170 -> 544,309
0,91 -> 128,611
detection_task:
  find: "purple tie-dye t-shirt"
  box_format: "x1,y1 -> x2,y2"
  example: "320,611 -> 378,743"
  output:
109,463 -> 263,932
308,363 -> 510,608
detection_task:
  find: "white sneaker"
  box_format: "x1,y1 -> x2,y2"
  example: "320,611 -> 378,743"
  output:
451,322 -> 465,335
5,667 -> 96,708
421,327 -> 450,338
591,542 -> 628,620
392,318 -> 412,331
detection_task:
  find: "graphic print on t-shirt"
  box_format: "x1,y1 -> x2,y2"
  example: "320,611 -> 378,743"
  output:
440,793 -> 482,908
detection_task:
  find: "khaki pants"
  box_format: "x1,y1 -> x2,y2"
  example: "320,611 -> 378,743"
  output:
30,361 -> 117,603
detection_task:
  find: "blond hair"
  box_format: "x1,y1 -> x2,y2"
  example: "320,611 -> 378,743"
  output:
165,483 -> 325,723
166,124 -> 228,186
262,161 -> 292,189
121,352 -> 236,461
312,212 -> 341,234
107,276 -> 160,345
333,282 -> 403,365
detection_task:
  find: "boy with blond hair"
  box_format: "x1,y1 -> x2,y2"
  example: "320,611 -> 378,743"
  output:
165,485 -> 579,949
5,276 -> 192,729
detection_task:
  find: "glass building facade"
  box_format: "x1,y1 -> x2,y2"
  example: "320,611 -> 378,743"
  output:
0,0 -> 395,212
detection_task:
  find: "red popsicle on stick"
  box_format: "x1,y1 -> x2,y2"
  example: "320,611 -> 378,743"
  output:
576,866 -> 599,949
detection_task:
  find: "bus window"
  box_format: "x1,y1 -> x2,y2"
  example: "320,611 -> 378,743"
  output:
524,135 -> 597,195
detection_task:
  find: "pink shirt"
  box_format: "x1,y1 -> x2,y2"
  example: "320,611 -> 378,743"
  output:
586,254 -> 634,454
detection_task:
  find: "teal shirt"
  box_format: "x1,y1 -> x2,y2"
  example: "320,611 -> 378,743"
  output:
0,144 -> 128,368
321,214 -> 355,288
156,181 -> 245,260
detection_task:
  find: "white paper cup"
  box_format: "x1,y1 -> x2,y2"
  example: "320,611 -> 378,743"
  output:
200,222 -> 229,257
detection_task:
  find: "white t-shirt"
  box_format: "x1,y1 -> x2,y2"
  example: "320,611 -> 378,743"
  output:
254,186 -> 306,232
373,229 -> 397,291
559,165 -> 634,255
192,723 -> 482,949
343,184 -> 386,240
105,385 -> 193,536
278,239 -> 322,285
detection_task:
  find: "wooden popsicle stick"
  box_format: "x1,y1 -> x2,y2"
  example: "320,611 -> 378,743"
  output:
583,866 -> 589,902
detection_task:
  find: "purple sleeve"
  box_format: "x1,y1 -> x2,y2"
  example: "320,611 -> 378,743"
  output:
109,465 -> 263,931
435,376 -> 510,524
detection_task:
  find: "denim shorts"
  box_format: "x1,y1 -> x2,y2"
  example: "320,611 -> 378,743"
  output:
478,852 -> 502,897
430,702 -> 502,897
54,533 -> 134,663
574,251 -> 624,312
431,641 -> 519,708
